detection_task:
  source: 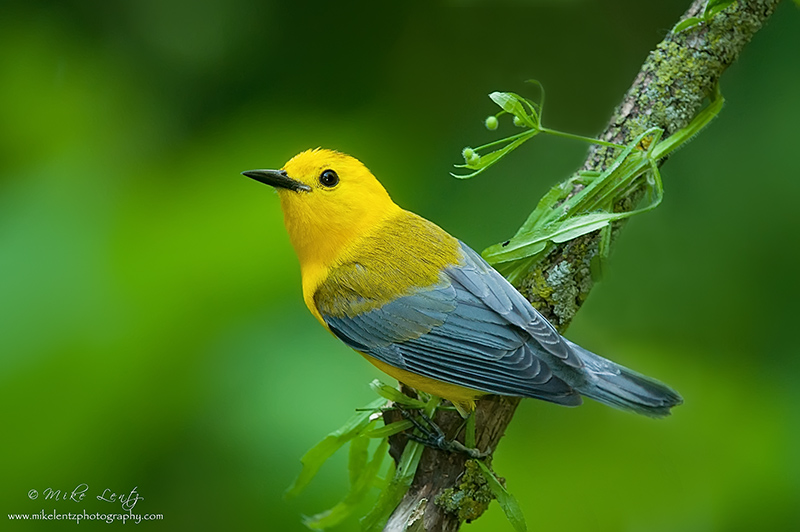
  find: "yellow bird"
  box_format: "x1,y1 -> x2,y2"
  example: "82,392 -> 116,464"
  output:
244,149 -> 681,417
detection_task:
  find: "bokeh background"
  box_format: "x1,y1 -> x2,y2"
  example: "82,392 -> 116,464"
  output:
2,1 -> 799,530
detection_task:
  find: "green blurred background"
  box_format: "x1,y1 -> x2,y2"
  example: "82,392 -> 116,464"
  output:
2,1 -> 798,530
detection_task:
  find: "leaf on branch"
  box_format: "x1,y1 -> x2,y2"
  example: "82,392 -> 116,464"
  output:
488,91 -> 539,128
673,17 -> 703,33
705,0 -> 737,19
285,397 -> 387,499
369,379 -> 426,409
303,438 -> 391,529
452,88 -> 545,179
452,130 -> 538,179
476,461 -> 527,532
482,128 -> 666,282
673,0 -> 738,33
363,419 -> 414,439
360,440 -> 425,532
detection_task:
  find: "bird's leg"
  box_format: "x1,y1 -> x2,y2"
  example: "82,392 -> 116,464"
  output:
398,407 -> 489,460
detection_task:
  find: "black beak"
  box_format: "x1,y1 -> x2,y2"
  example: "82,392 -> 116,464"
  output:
241,169 -> 311,192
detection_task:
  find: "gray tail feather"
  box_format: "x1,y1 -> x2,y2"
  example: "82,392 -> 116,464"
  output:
563,339 -> 683,418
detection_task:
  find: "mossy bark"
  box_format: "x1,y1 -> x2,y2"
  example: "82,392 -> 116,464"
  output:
384,1 -> 782,530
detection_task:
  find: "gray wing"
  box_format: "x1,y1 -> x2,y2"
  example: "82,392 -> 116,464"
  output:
322,242 -> 583,405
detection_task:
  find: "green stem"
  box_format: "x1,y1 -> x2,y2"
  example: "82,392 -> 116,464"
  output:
465,411 -> 476,449
540,127 -> 626,149
650,84 -> 723,160
474,130 -> 537,152
424,396 -> 442,417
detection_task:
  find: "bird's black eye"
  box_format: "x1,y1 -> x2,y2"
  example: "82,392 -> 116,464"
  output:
319,169 -> 339,187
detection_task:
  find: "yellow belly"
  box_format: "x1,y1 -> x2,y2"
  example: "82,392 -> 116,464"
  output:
362,353 -> 486,416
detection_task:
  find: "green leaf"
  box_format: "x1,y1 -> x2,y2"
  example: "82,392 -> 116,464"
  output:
303,438 -> 390,529
452,130 -> 538,179
514,179 -> 573,236
652,84 -> 724,159
360,441 -> 425,532
349,430 -> 372,486
285,397 -> 387,499
549,214 -> 613,243
485,214 -> 613,264
484,238 -> 547,265
476,461 -> 527,532
704,0 -> 736,19
375,458 -> 396,491
484,127 -> 665,267
469,80 -> 722,285
369,380 -> 426,409
465,411 -> 476,449
452,86 -> 548,179
673,17 -> 703,33
489,92 -> 538,128
496,255 -> 539,285
363,419 -> 414,439
674,2 -> 735,33
360,397 -> 437,532
591,224 -> 612,282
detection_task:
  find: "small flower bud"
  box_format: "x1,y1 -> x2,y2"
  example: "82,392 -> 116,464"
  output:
462,147 -> 475,161
468,153 -> 481,166
513,116 -> 525,127
484,116 -> 499,131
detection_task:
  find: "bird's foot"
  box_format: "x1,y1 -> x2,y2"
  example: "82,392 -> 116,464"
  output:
399,408 -> 490,460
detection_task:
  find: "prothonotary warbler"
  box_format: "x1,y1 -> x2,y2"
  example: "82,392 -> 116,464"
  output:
243,149 -> 682,418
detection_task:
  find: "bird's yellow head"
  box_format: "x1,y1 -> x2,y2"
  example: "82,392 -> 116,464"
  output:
243,148 -> 401,269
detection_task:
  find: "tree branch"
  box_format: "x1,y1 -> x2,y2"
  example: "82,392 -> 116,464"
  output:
384,1 -> 782,530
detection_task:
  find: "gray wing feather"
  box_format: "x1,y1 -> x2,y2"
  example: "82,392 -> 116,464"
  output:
454,244 -> 582,367
322,241 -> 583,405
